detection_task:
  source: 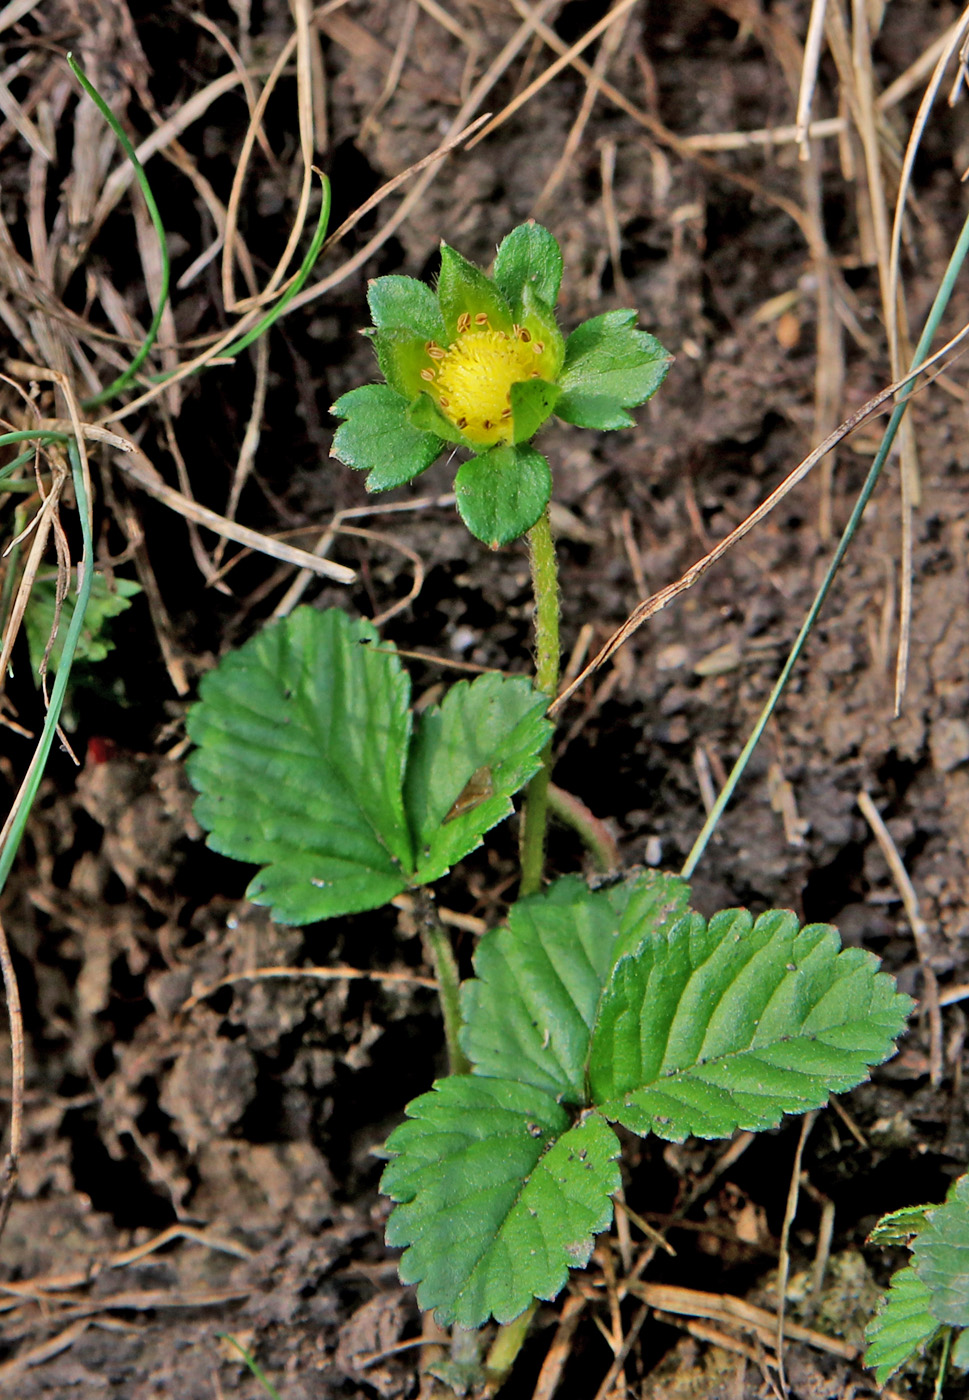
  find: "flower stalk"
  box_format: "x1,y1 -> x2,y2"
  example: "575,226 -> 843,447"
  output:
519,506 -> 560,896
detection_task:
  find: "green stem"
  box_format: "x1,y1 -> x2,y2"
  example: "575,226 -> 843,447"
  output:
546,783 -> 619,873
484,1301 -> 537,1388
420,901 -> 470,1076
519,507 -> 560,896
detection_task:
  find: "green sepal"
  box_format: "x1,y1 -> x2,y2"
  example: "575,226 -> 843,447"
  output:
510,378 -> 560,444
555,310 -> 671,431
407,392 -> 473,447
372,327 -> 432,401
437,243 -> 513,338
864,1266 -> 940,1385
381,1076 -> 620,1328
367,274 -> 447,342
454,443 -> 552,548
493,222 -> 563,310
520,284 -> 565,380
330,384 -> 443,491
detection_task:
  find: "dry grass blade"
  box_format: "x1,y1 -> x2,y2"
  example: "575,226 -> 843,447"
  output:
0,912 -> 24,1247
180,964 -> 437,1017
629,1283 -> 859,1361
469,0 -> 641,149
549,326 -> 969,718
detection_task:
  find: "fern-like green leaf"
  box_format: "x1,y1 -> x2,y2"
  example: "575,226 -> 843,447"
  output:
914,1175 -> 969,1327
589,908 -> 912,1140
381,1075 -> 620,1328
865,1265 -> 940,1384
460,872 -> 690,1104
187,608 -> 551,923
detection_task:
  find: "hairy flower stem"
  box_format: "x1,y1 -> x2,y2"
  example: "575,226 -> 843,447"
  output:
418,896 -> 470,1076
519,507 -> 560,897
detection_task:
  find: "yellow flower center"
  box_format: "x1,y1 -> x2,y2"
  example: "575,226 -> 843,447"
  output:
419,313 -> 546,447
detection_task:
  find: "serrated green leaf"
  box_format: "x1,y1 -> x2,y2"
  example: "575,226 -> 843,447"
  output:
914,1175 -> 969,1327
454,443 -> 552,547
186,607 -> 414,922
460,873 -> 692,1104
25,573 -> 140,681
865,1265 -> 940,1384
869,1205 -> 933,1248
510,377 -> 560,443
367,274 -> 447,342
589,908 -> 912,1141
438,243 -> 514,339
382,1076 -> 620,1327
405,672 -> 551,885
555,310 -> 671,431
330,384 -> 443,490
493,223 -> 563,309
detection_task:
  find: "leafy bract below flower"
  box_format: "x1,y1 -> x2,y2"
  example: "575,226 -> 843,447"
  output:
330,222 -> 671,548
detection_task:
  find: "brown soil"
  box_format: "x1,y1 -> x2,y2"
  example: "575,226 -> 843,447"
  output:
2,1 -> 969,1396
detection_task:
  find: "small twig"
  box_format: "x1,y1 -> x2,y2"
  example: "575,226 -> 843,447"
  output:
857,789 -> 943,1085
776,1111 -> 816,1395
179,962 -> 437,1016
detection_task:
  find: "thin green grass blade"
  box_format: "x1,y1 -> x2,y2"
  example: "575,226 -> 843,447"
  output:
0,443 -> 94,896
682,207 -> 969,879
67,55 -> 171,411
214,173 -> 331,362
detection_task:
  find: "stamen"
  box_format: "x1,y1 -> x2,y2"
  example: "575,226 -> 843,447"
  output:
518,326 -> 531,342
474,312 -> 489,326
483,419 -> 493,429
457,312 -> 472,333
533,341 -> 544,354
501,408 -> 512,419
427,344 -> 446,361
420,368 -> 435,381
457,416 -> 468,429
439,396 -> 449,407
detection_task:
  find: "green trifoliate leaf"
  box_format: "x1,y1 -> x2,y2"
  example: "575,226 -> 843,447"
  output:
869,1205 -> 933,1248
405,672 -> 551,886
331,384 -> 443,490
864,1266 -> 940,1384
589,908 -> 912,1140
187,609 -> 550,923
493,222 -> 564,310
510,377 -> 560,444
454,443 -> 552,547
25,573 -> 140,682
367,274 -> 447,342
187,608 -> 414,922
913,1175 -> 969,1327
407,391 -> 472,446
555,310 -> 671,431
382,1075 -> 620,1327
437,243 -> 514,339
460,873 -> 691,1104
953,1328 -> 969,1369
